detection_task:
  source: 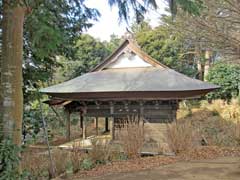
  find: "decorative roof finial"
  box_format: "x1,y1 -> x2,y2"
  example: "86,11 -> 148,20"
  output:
124,28 -> 134,40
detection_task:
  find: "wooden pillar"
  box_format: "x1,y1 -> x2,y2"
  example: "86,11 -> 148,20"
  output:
80,106 -> 87,140
112,117 -> 115,140
110,102 -> 115,140
95,117 -> 99,136
105,117 -> 109,132
66,110 -> 71,141
82,117 -> 86,139
172,100 -> 178,122
80,112 -> 83,130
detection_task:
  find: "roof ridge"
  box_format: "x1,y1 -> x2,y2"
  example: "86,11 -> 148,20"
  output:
90,39 -> 168,72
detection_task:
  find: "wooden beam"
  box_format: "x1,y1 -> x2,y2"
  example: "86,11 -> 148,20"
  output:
77,104 -> 174,111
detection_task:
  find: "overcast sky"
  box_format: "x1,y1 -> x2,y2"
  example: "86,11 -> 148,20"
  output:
84,0 -> 168,41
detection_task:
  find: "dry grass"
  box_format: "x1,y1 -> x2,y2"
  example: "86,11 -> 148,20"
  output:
22,152 -> 49,179
50,149 -> 69,177
69,142 -> 85,173
167,121 -> 197,154
118,117 -> 145,159
176,99 -> 240,147
201,99 -> 240,122
90,139 -> 111,164
200,99 -> 240,146
22,148 -> 70,178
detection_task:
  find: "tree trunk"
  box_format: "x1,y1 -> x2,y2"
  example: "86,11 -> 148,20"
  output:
195,45 -> 204,81
197,61 -> 205,81
1,1 -> 25,145
204,50 -> 211,81
0,14 -> 2,140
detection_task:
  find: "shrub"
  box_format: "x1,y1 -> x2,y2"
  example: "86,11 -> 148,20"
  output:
109,151 -> 128,161
69,142 -> 84,173
167,121 -> 197,154
118,117 -> 145,159
0,139 -> 28,180
80,158 -> 94,170
206,62 -> 240,100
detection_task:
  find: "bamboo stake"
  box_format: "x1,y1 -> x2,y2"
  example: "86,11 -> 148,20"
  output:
37,92 -> 56,177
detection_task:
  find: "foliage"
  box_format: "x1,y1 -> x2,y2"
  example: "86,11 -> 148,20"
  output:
206,62 -> 240,100
134,21 -> 197,77
69,34 -> 110,78
108,0 -> 157,23
22,97 -> 68,144
0,139 -> 28,180
169,0 -> 204,17
22,0 -> 100,103
103,34 -> 122,52
23,103 -> 43,142
20,1 -> 101,144
108,0 -> 203,23
81,158 -> 95,170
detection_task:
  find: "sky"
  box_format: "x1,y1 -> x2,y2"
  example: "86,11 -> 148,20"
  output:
84,0 -> 168,41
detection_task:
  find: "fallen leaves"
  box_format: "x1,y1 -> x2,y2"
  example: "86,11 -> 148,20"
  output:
72,146 -> 240,179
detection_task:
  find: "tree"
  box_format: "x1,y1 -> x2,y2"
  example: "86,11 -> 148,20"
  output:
133,21 -> 197,77
1,1 -> 27,144
65,34 -> 110,78
169,0 -> 204,17
170,0 -> 240,63
109,0 -> 203,22
0,0 -> 99,144
206,62 -> 240,100
103,34 -> 122,52
0,0 -> 3,139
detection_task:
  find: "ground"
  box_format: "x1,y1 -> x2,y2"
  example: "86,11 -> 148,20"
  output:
79,157 -> 240,180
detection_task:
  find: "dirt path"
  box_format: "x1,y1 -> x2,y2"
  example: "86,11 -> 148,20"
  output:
80,157 -> 240,180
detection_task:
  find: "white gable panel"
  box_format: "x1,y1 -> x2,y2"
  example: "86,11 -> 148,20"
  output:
107,53 -> 152,69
